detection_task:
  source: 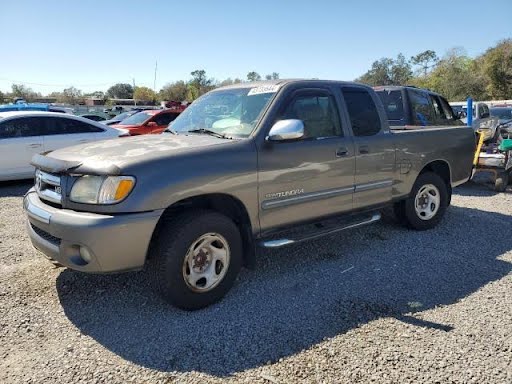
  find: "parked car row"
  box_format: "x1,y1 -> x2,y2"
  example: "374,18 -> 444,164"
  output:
0,102 -> 187,180
0,111 -> 128,181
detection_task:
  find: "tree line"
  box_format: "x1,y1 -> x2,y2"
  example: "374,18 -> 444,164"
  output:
0,71 -> 280,105
2,39 -> 510,105
356,39 -> 512,101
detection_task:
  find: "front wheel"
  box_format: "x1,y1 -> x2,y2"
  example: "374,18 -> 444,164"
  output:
394,172 -> 449,230
149,210 -> 243,310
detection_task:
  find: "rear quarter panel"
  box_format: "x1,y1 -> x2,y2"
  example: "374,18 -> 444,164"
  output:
392,126 -> 475,198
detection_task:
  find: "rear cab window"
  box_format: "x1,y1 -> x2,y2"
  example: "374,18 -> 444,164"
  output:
408,89 -> 435,126
342,87 -> 382,136
374,89 -> 405,126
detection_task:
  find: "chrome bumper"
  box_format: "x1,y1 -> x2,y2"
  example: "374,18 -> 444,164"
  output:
24,189 -> 163,273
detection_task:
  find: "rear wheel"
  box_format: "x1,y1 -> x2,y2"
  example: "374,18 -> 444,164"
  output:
394,172 -> 449,230
149,210 -> 243,310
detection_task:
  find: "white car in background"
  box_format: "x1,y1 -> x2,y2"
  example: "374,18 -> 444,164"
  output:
0,111 -> 128,181
450,101 -> 500,141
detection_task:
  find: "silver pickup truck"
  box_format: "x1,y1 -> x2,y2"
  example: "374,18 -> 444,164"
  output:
24,80 -> 475,309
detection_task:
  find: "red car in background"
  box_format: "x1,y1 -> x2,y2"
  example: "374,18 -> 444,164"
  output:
112,109 -> 182,135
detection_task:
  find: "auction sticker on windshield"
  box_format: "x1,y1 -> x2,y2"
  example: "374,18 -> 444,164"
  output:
248,84 -> 280,95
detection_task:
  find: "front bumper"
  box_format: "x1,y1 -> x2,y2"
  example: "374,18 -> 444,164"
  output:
24,189 -> 163,273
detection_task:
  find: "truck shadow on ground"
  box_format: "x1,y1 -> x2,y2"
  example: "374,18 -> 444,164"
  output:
56,203 -> 512,377
0,180 -> 32,197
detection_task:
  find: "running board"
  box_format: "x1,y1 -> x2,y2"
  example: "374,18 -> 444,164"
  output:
260,213 -> 381,248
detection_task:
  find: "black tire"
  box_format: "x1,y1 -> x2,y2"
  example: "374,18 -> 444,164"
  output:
394,172 -> 449,231
149,210 -> 243,310
495,172 -> 509,192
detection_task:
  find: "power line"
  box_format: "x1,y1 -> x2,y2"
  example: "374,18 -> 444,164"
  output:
0,77 -> 121,88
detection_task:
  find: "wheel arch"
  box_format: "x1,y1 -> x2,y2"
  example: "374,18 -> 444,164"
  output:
148,193 -> 256,268
419,159 -> 452,189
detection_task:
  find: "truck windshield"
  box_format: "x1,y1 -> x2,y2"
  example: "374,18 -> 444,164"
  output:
168,87 -> 277,137
490,107 -> 512,120
375,90 -> 405,125
118,111 -> 151,125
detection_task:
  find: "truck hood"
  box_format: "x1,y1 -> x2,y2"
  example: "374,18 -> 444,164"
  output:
32,133 -> 232,175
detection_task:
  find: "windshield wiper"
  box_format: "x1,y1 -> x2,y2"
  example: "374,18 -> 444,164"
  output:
163,127 -> 177,134
187,128 -> 232,139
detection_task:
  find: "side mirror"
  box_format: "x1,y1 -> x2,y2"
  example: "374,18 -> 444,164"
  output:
147,121 -> 157,127
266,119 -> 304,141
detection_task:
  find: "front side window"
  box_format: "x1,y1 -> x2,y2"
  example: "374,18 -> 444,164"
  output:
279,92 -> 342,138
409,90 -> 435,126
153,112 -> 179,126
170,87 -> 276,137
0,117 -> 44,138
342,88 -> 381,136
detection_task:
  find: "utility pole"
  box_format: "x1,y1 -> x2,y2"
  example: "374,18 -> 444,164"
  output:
132,78 -> 136,106
153,61 -> 158,95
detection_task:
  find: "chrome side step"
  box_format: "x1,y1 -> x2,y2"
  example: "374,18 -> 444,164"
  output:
260,213 -> 381,248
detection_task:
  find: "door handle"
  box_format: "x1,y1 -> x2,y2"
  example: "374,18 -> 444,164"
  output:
359,145 -> 369,154
28,143 -> 42,148
336,147 -> 349,157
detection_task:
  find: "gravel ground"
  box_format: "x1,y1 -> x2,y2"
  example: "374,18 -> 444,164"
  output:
0,177 -> 511,384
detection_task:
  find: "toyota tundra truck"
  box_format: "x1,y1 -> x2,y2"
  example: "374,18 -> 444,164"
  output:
24,80 -> 475,310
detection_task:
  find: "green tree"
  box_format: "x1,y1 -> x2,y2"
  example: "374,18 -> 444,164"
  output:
61,86 -> 82,104
411,50 -> 438,76
357,54 -> 412,86
247,71 -> 261,81
159,81 -> 188,101
410,48 -> 487,101
11,84 -> 40,101
481,39 -> 512,99
391,54 -> 413,85
106,83 -> 134,99
219,78 -> 235,86
188,70 -> 214,100
48,91 -> 63,102
133,86 -> 156,102
0,90 -> 4,103
84,91 -> 105,99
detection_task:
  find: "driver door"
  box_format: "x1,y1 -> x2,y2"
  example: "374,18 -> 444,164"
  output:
257,88 -> 355,232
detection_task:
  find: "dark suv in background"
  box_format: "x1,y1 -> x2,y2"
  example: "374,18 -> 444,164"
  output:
374,86 -> 462,128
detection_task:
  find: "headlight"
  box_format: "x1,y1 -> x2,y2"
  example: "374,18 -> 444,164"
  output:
70,175 -> 135,204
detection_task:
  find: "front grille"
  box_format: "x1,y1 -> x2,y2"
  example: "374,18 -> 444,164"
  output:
30,223 -> 61,246
35,170 -> 62,206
